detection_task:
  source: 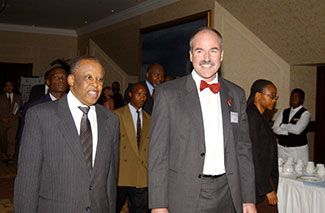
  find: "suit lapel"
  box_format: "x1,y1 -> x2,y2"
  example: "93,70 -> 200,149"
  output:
184,75 -> 206,152
93,105 -> 111,171
139,111 -> 150,154
123,106 -> 139,156
56,96 -> 89,172
219,78 -> 232,149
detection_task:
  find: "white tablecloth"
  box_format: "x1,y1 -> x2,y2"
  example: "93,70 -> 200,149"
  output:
278,174 -> 325,213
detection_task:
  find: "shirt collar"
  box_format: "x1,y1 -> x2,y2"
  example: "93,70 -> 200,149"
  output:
191,69 -> 219,91
67,91 -> 95,111
48,92 -> 57,101
128,103 -> 142,113
291,105 -> 303,113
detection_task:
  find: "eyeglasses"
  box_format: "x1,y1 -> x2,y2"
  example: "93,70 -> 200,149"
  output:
262,92 -> 278,101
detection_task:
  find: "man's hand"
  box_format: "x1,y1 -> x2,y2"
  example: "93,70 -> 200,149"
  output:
151,208 -> 168,213
243,203 -> 257,213
266,190 -> 278,205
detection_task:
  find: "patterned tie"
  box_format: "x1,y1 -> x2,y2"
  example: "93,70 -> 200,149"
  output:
136,110 -> 141,149
152,88 -> 155,99
200,80 -> 220,94
78,106 -> 93,174
7,95 -> 11,108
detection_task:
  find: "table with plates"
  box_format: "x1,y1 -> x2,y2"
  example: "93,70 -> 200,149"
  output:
278,173 -> 325,213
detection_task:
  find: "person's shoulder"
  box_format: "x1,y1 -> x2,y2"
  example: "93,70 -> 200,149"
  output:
158,75 -> 189,91
220,77 -> 244,93
113,105 -> 127,115
143,109 -> 151,118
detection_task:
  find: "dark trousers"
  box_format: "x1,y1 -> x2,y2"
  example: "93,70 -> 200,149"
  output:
116,186 -> 149,213
196,174 -> 236,213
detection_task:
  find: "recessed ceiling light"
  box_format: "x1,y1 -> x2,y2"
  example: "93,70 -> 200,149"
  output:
111,9 -> 115,13
84,21 -> 88,24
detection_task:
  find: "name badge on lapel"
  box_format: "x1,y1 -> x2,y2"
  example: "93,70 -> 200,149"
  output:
230,112 -> 238,123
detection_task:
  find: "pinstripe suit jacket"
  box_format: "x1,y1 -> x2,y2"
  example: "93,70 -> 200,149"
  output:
14,95 -> 120,213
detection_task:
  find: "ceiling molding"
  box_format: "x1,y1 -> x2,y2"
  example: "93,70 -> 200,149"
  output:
0,23 -> 77,37
76,0 -> 179,35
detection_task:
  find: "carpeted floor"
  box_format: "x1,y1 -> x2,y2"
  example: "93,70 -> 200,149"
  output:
0,155 -> 16,213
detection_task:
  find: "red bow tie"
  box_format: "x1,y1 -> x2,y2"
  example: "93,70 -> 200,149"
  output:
200,80 -> 220,94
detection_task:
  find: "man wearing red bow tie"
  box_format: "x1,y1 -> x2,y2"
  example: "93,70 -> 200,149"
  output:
148,27 -> 257,213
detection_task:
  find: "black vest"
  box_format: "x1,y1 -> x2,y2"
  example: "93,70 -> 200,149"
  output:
278,107 -> 308,147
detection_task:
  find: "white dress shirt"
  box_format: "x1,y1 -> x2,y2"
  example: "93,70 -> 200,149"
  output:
6,92 -> 13,104
128,103 -> 143,135
145,80 -> 154,96
67,91 -> 98,167
49,92 -> 57,101
273,105 -> 311,135
192,70 -> 225,176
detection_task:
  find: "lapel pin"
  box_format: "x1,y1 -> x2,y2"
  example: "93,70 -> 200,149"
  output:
227,99 -> 232,107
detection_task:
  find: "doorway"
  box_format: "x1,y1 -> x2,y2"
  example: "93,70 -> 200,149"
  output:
314,66 -> 325,164
0,62 -> 33,93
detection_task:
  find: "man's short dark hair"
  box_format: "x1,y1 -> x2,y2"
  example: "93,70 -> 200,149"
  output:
69,56 -> 104,75
291,88 -> 305,99
130,82 -> 148,95
46,66 -> 67,80
146,63 -> 162,73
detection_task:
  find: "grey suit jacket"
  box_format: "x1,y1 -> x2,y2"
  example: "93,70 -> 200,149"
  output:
14,95 -> 120,213
148,74 -> 256,212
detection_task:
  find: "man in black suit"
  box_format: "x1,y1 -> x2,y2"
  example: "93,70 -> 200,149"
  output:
124,63 -> 164,115
28,70 -> 50,102
14,56 -> 120,212
18,66 -> 68,147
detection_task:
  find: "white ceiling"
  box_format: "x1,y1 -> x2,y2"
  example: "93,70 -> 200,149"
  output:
0,0 -> 178,35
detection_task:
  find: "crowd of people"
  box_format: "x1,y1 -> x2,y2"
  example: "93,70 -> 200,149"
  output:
0,27 -> 311,213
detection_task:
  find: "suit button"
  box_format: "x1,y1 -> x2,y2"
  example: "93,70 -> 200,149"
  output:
200,152 -> 205,157
198,174 -> 202,178
89,185 -> 93,190
85,206 -> 91,211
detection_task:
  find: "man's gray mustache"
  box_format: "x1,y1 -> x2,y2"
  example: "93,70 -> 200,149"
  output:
199,61 -> 215,66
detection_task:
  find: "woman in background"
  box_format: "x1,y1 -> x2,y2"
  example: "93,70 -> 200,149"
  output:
246,79 -> 279,212
98,86 -> 115,110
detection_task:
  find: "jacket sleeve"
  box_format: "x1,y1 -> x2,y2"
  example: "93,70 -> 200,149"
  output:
14,108 -> 43,212
148,87 -> 170,209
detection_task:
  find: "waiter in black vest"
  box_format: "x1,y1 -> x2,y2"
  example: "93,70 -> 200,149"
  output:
273,88 -> 310,164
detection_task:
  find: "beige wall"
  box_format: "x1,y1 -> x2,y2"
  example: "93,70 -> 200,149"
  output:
0,30 -> 77,76
213,1 -> 291,120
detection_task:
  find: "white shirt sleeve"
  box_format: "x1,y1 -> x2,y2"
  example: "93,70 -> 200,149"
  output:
280,110 -> 311,135
273,110 -> 289,135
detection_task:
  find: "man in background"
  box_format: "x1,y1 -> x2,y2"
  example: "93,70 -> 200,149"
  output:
18,66 -> 68,147
14,56 -> 120,212
0,81 -> 22,166
112,81 -> 124,109
273,88 -> 311,163
115,83 -> 150,213
124,63 -> 164,115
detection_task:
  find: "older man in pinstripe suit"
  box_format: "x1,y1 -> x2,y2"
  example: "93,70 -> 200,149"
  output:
14,56 -> 120,213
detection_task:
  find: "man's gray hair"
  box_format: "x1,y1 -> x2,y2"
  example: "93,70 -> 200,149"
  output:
69,56 -> 105,75
189,27 -> 223,51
